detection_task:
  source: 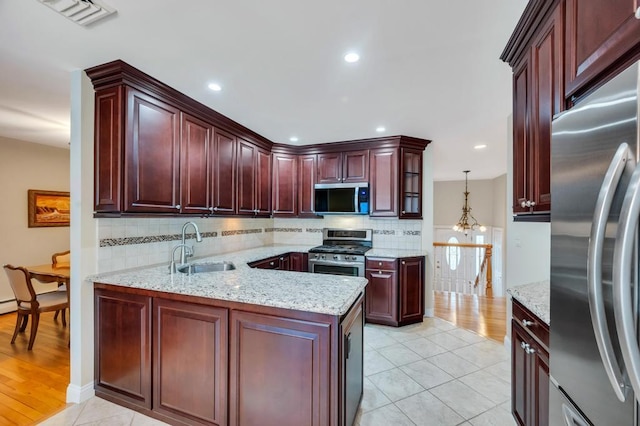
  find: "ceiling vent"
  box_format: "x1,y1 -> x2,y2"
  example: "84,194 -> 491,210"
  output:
38,0 -> 116,26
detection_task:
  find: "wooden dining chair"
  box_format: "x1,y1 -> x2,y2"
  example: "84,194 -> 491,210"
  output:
51,250 -> 70,321
3,264 -> 69,350
51,250 -> 70,266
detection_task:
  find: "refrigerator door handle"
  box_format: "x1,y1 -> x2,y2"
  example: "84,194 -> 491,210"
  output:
588,142 -> 633,402
613,160 -> 640,403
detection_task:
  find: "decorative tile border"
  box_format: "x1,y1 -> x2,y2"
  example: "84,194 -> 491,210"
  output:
100,232 -> 217,247
404,230 -> 421,236
269,228 -> 303,233
373,230 -> 396,235
221,228 -> 263,237
305,228 -> 323,233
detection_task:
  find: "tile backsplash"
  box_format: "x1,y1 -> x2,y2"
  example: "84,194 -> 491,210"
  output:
96,215 -> 424,273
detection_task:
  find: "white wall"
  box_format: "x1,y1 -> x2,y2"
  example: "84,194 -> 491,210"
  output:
0,136 -> 70,312
434,177 -> 502,228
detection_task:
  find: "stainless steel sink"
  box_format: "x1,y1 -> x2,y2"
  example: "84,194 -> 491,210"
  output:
176,261 -> 236,274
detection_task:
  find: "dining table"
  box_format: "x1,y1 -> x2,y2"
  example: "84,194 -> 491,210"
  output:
25,262 -> 70,288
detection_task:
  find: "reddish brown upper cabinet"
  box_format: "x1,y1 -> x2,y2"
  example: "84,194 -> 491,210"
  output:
124,88 -> 181,213
272,153 -> 297,217
211,129 -> 237,215
502,0 -> 564,221
399,148 -> 424,219
237,139 -> 271,217
503,0 -> 640,221
365,256 -> 424,327
317,150 -> 369,184
370,145 -> 425,219
94,86 -> 123,213
298,154 -> 317,217
180,113 -> 212,215
369,148 -> 398,217
565,0 -> 640,99
511,299 -> 549,426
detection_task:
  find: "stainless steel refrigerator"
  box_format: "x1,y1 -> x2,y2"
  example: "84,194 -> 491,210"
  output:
550,60 -> 640,425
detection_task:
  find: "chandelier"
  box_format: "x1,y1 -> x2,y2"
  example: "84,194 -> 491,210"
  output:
452,170 -> 486,236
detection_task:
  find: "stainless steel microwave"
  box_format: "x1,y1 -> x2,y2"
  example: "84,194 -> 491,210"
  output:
313,183 -> 369,215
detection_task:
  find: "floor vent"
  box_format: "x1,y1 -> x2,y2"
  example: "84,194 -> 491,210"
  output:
38,0 -> 116,26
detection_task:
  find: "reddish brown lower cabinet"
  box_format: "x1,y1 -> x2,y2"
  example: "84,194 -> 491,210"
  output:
290,252 -> 309,272
94,283 -> 364,426
229,310 -> 331,426
153,299 -> 228,426
95,289 -> 152,409
511,299 -> 549,426
365,256 -> 424,327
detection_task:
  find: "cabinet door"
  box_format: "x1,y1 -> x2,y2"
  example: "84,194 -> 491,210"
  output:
153,299 -> 228,426
317,152 -> 343,183
124,88 -> 181,213
341,298 -> 363,426
398,257 -> 424,325
512,58 -> 530,215
565,0 -> 640,97
272,153 -> 297,216
342,150 -> 369,183
229,310 -> 331,426
255,148 -> 272,216
180,113 -> 212,214
369,148 -> 398,217
530,5 -> 563,214
511,321 -> 529,426
399,148 -> 423,219
290,252 -> 309,272
94,86 -> 123,213
298,154 -> 317,217
237,139 -> 257,215
365,268 -> 398,325
248,256 -> 280,269
533,341 -> 550,426
211,129 -> 237,214
95,289 -> 152,409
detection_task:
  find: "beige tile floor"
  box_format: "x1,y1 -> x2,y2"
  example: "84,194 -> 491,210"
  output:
39,317 -> 514,426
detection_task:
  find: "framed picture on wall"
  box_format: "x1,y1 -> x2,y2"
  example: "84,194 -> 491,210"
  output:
28,189 -> 70,228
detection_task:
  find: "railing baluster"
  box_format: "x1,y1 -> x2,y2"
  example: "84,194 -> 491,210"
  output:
433,242 -> 493,296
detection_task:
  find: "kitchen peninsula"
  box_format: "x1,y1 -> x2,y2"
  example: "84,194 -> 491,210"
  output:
91,246 -> 366,426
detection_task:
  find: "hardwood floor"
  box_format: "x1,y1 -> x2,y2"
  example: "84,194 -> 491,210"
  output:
0,311 -> 69,425
434,290 -> 507,342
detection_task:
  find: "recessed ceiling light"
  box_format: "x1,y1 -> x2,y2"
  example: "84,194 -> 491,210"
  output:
474,144 -> 487,150
344,52 -> 360,63
376,126 -> 386,133
289,136 -> 299,142
208,83 -> 222,92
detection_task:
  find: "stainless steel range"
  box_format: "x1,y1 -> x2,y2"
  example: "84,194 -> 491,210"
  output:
308,228 -> 372,277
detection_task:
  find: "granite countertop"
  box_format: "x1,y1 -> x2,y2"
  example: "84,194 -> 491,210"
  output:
507,281 -> 550,325
89,245 -> 366,316
366,248 -> 427,258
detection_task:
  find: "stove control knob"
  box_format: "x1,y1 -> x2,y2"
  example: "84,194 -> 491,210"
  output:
321,255 -> 326,260
333,255 -> 339,260
352,256 -> 358,261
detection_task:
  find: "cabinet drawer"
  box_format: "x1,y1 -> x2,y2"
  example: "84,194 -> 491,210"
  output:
512,299 -> 549,349
366,258 -> 397,271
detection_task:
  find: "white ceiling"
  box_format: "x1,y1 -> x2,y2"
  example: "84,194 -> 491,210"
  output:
0,0 -> 526,181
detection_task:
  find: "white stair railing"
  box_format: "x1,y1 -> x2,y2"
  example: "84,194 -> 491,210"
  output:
433,242 -> 493,296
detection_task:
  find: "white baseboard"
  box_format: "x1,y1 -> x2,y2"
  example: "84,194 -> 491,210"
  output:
67,381 -> 95,403
424,308 -> 434,317
0,300 -> 17,314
